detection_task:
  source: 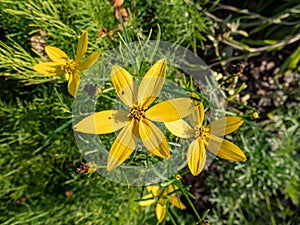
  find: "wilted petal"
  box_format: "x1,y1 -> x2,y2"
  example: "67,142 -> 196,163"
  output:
107,121 -> 139,171
164,119 -> 194,138
206,116 -> 244,136
68,73 -> 80,96
187,139 -> 206,176
75,31 -> 88,63
77,52 -> 100,70
111,65 -> 138,107
207,134 -> 246,161
138,194 -> 156,206
33,62 -> 64,76
139,119 -> 170,158
73,110 -> 128,134
146,98 -> 194,122
156,200 -> 167,223
138,59 -> 166,107
45,46 -> 69,64
189,101 -> 204,128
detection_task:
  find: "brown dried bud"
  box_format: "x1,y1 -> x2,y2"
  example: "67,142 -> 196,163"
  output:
113,0 -> 124,7
115,8 -> 128,22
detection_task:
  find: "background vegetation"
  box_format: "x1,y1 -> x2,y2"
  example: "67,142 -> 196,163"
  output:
0,0 -> 299,224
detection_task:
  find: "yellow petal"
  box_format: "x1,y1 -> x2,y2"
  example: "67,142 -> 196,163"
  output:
111,65 -> 138,107
45,46 -> 69,64
146,185 -> 161,196
138,59 -> 166,107
77,52 -> 100,70
189,101 -> 204,128
33,62 -> 64,76
68,73 -> 80,96
164,119 -> 194,138
73,110 -> 128,134
190,92 -> 201,104
138,194 -> 156,206
139,119 -> 170,158
187,139 -> 206,176
206,116 -> 244,136
107,121 -> 139,171
146,98 -> 194,122
168,196 -> 186,210
166,184 -> 179,193
75,31 -> 88,63
207,134 -> 247,161
156,200 -> 167,223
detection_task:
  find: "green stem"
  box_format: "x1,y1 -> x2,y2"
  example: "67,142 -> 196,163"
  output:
166,208 -> 178,225
181,186 -> 202,223
118,11 -> 130,44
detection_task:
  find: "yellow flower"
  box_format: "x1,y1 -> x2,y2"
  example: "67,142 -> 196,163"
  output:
74,59 -> 194,171
139,185 -> 186,223
33,31 -> 100,96
165,93 -> 246,176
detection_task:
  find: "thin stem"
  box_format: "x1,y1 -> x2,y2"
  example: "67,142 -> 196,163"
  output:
221,33 -> 300,53
166,208 -> 178,225
118,11 -> 130,44
180,186 -> 202,223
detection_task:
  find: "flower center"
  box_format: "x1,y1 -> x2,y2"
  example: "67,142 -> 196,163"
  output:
62,59 -> 77,77
129,104 -> 147,121
194,126 -> 210,145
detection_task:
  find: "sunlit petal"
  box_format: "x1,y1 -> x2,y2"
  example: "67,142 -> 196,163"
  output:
111,65 -> 138,107
164,119 -> 194,138
73,110 -> 128,134
206,116 -> 244,136
147,186 -> 161,196
166,184 -> 179,193
156,200 -> 167,223
207,134 -> 246,161
138,194 -> 156,206
187,139 -> 206,176
75,31 -> 88,63
68,73 -> 80,96
139,119 -> 170,158
138,59 -> 166,107
189,101 -> 205,128
146,98 -> 194,122
107,121 -> 139,171
45,46 -> 69,64
33,62 -> 64,76
77,52 -> 100,70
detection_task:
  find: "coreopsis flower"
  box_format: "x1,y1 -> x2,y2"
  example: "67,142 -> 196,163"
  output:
33,31 -> 100,96
74,59 -> 194,171
165,93 -> 246,176
139,185 -> 186,223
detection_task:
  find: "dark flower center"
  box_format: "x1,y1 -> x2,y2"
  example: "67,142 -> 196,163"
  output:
62,59 -> 76,76
129,104 -> 147,121
194,126 -> 210,144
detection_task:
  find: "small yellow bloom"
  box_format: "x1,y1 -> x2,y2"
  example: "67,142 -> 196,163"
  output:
252,111 -> 259,119
139,185 -> 186,223
33,31 -> 100,96
165,93 -> 246,176
74,59 -> 194,171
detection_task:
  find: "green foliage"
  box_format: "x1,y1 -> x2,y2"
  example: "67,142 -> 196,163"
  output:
129,0 -> 210,51
205,104 -> 300,224
0,81 -> 146,224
